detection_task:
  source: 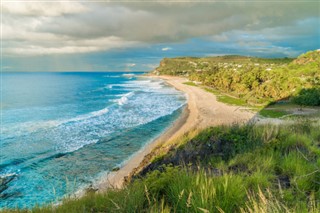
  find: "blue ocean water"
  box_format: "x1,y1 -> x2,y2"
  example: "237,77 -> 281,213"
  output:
0,72 -> 186,208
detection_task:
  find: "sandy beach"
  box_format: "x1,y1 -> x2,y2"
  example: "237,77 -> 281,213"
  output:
95,75 -> 255,191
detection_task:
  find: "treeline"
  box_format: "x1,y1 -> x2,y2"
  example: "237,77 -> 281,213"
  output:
155,50 -> 320,105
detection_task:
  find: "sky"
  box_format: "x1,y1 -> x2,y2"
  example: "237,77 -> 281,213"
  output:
2,0 -> 320,72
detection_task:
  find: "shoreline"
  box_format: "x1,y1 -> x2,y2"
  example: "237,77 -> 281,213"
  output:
94,75 -> 255,191
94,106 -> 189,191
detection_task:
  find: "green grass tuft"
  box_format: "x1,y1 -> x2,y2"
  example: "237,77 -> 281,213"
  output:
183,81 -> 198,86
259,109 -> 288,118
204,87 -> 249,106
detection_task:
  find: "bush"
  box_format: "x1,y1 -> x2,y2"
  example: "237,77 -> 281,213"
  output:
292,88 -> 320,106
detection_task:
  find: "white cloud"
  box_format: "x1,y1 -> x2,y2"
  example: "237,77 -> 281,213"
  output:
2,66 -> 12,70
2,2 -> 88,16
126,63 -> 136,67
142,64 -> 158,69
210,34 -> 229,42
162,47 -> 172,51
4,36 -> 139,56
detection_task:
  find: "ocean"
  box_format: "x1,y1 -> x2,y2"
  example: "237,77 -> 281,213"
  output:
0,72 -> 186,208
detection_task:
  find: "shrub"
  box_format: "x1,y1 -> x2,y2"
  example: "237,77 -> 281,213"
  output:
292,88 -> 320,106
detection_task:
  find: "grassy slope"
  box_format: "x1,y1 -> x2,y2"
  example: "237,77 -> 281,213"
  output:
4,121 -> 319,212
178,50 -> 320,118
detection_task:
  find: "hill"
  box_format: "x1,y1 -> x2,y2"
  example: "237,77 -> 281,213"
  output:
154,50 -> 320,106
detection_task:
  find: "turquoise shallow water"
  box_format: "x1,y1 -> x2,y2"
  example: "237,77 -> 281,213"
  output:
0,72 -> 186,208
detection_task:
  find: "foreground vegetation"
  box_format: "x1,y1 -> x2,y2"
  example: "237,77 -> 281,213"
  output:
155,50 -> 320,106
4,120 -> 319,212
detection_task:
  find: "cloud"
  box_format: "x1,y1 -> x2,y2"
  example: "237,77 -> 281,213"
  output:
2,66 -> 12,70
210,34 -> 229,42
4,36 -> 139,56
161,47 -> 172,51
2,1 -> 319,57
142,63 -> 158,69
126,63 -> 136,67
201,16 -> 319,57
2,2 -> 88,16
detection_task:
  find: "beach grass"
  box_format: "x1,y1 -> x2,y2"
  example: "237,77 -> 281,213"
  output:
183,81 -> 251,107
3,120 -> 319,212
183,81 -> 197,87
204,87 -> 250,107
258,108 -> 289,118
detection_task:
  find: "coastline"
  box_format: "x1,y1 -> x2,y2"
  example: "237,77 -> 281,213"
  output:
94,75 -> 255,191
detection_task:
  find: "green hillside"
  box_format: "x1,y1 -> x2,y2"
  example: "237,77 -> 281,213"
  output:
154,50 -> 320,106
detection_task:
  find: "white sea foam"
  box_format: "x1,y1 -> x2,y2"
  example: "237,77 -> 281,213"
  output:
59,139 -> 99,153
0,173 -> 17,179
50,106 -> 110,125
109,80 -> 165,92
112,91 -> 134,105
2,107 -> 110,139
103,75 -> 121,78
54,93 -> 186,153
117,96 -> 128,105
87,108 -> 109,118
122,73 -> 135,77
